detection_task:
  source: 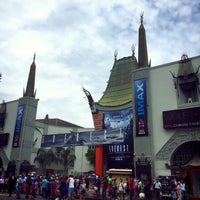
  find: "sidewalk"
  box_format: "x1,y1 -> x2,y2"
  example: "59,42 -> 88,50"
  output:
0,193 -> 43,200
0,190 -> 130,200
0,192 -> 101,200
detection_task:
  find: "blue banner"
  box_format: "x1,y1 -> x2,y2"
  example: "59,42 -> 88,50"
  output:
41,128 -> 124,147
13,105 -> 24,147
134,79 -> 148,136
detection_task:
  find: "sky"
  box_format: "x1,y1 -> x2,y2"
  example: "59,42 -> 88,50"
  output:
0,0 -> 200,128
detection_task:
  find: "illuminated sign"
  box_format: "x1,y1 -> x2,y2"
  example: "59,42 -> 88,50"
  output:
163,107 -> 200,129
134,79 -> 148,136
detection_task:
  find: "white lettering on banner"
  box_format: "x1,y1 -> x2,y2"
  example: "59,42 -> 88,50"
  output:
109,144 -> 129,153
136,82 -> 144,115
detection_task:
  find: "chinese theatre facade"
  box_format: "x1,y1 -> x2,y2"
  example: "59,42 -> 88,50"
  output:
84,14 -> 200,199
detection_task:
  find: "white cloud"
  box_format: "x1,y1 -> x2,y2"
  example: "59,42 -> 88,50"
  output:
0,0 -> 199,127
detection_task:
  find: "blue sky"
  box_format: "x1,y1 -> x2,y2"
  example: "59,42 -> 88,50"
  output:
0,0 -> 200,127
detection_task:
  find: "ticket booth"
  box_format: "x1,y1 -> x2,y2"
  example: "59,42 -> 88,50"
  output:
106,168 -> 132,183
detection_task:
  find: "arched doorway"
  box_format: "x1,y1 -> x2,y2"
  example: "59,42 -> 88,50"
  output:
170,141 -> 200,200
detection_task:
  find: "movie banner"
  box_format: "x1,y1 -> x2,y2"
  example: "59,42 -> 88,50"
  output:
41,128 -> 124,147
12,105 -> 24,147
103,109 -> 133,169
134,79 -> 148,136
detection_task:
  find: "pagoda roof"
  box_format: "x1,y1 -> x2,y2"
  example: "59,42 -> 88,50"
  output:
97,56 -> 137,107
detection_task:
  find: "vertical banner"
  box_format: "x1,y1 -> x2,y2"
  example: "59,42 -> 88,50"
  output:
134,79 -> 148,136
104,109 -> 133,169
13,105 -> 24,147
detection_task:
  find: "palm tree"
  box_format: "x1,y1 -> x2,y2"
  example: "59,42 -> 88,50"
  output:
60,147 -> 76,174
85,146 -> 95,166
54,147 -> 64,165
34,148 -> 55,174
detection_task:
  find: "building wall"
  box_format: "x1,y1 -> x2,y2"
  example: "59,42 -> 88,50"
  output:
1,100 -> 18,168
150,55 -> 200,177
150,62 -> 178,154
33,121 -> 94,175
0,98 -> 94,176
1,55 -> 200,179
131,55 -> 200,179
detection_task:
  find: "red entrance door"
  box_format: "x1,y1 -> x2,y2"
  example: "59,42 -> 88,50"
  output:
180,169 -> 200,200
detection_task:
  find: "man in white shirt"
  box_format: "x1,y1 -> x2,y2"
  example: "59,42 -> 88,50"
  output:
179,180 -> 186,200
67,175 -> 75,200
154,178 -> 161,200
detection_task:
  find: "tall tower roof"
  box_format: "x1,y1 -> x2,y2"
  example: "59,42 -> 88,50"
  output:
97,55 -> 137,106
138,12 -> 148,68
23,54 -> 36,98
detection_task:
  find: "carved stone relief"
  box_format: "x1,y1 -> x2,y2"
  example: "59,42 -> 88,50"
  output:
156,128 -> 200,160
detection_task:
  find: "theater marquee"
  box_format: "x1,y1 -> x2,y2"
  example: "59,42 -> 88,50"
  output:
163,107 -> 200,129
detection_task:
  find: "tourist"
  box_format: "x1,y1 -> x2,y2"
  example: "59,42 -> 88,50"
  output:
154,178 -> 162,200
79,178 -> 87,200
171,180 -> 178,200
46,178 -> 52,200
7,175 -> 16,197
179,180 -> 186,200
25,174 -> 32,199
67,175 -> 75,200
144,180 -> 151,200
128,177 -> 134,200
111,177 -> 117,200
16,174 -> 24,199
118,178 -> 125,200
41,176 -> 48,199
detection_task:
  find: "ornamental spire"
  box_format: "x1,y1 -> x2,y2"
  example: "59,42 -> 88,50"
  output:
140,11 -> 144,24
138,12 -> 149,68
23,54 -> 37,98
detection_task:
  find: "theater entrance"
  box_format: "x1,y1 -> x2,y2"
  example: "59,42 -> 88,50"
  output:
180,169 -> 200,200
170,141 -> 200,200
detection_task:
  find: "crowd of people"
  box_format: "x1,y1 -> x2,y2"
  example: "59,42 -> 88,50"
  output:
0,173 -> 187,200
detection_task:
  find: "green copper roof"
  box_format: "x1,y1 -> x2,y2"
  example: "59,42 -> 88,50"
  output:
98,56 -> 138,106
